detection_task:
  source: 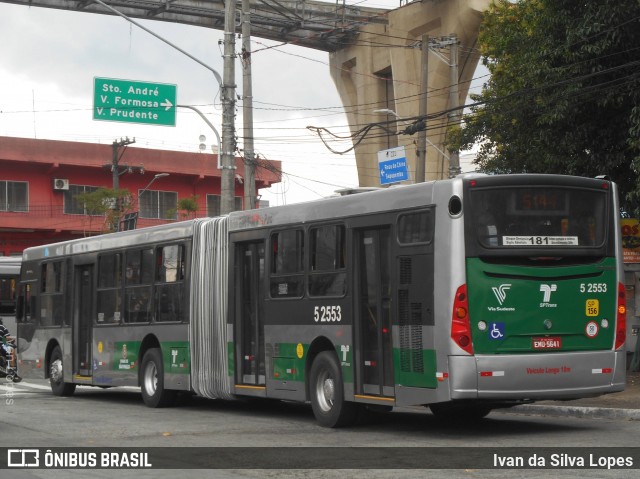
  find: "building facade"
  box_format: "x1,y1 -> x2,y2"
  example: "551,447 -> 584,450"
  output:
0,136 -> 281,255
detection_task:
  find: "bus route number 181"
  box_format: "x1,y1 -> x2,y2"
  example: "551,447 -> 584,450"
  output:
314,305 -> 342,322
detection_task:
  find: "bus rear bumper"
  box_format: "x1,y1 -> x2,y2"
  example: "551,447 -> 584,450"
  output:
449,351 -> 626,401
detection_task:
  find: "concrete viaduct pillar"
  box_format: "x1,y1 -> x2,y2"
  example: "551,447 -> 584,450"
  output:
329,0 -> 490,186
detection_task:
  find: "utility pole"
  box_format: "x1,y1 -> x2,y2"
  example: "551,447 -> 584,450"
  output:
415,34 -> 429,184
242,0 -> 257,210
111,137 -> 135,231
111,137 -> 136,191
447,34 -> 461,178
220,0 -> 238,215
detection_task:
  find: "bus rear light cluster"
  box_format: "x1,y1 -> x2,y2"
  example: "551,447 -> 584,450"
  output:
615,282 -> 626,350
451,284 -> 474,355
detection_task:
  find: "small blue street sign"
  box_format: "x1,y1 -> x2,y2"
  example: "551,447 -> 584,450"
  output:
378,146 -> 409,185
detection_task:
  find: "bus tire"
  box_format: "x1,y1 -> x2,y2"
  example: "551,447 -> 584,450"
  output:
49,345 -> 76,397
309,351 -> 358,428
140,348 -> 177,408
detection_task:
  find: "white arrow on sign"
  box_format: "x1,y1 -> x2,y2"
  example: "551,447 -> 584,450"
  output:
161,99 -> 173,111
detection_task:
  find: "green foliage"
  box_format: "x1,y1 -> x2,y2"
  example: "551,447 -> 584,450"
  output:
167,195 -> 200,220
74,187 -> 132,233
454,0 -> 640,213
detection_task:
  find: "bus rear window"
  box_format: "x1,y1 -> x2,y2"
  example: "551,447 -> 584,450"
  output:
469,187 -> 608,249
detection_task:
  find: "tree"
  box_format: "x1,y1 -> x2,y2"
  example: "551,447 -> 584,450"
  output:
74,188 -> 132,234
451,0 -> 640,213
169,195 -> 200,220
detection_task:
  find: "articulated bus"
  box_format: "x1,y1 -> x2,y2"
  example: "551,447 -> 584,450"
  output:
16,174 -> 626,427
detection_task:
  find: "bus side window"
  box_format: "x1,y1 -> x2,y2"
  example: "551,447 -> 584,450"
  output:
397,210 -> 434,245
97,253 -> 123,324
309,225 -> 346,297
155,244 -> 185,322
124,249 -> 153,323
40,261 -> 64,327
270,229 -> 304,298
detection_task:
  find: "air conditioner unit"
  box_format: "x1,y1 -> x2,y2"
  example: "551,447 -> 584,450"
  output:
53,179 -> 69,191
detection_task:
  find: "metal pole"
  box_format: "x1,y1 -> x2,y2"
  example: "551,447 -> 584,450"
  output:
111,140 -> 120,192
93,0 -> 222,84
111,137 -> 135,231
178,105 -> 222,168
416,34 -> 428,183
221,0 -> 238,215
242,0 -> 257,210
448,34 -> 461,178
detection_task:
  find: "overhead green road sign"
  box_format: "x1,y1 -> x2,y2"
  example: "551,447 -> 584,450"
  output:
93,77 -> 177,126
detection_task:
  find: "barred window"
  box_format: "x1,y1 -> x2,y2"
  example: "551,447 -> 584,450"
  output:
64,185 -> 99,215
0,180 -> 28,212
140,190 -> 178,220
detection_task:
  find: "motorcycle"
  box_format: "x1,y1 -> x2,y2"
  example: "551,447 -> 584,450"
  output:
0,337 -> 21,382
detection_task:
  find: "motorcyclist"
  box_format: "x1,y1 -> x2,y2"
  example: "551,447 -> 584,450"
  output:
0,318 -> 21,382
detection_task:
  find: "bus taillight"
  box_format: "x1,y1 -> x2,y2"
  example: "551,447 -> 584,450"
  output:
451,284 -> 474,355
615,282 -> 626,350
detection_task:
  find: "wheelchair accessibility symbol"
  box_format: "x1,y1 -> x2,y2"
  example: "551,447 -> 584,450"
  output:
489,322 -> 505,340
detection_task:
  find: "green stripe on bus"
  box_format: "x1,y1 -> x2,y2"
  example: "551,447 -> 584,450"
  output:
393,348 -> 437,388
111,341 -> 191,374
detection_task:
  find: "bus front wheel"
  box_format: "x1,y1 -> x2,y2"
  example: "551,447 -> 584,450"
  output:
49,346 -> 76,397
309,351 -> 358,428
140,348 -> 177,408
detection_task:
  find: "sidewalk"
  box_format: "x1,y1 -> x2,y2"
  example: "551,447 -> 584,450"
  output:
506,371 -> 640,420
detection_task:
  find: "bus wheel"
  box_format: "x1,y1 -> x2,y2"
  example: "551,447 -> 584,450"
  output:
49,346 -> 76,397
309,351 -> 357,428
140,348 -> 176,408
429,402 -> 492,421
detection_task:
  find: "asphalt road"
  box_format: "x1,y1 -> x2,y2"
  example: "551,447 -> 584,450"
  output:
1,378 -> 639,479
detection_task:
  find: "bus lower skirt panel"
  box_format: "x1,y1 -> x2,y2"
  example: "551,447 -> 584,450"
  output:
448,351 -> 626,401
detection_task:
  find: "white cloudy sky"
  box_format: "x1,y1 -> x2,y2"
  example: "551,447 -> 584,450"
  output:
0,1 -> 482,206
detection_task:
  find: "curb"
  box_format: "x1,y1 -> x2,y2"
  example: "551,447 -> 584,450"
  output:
505,404 -> 640,421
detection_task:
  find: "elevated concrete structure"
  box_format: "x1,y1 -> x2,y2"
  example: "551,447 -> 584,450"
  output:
2,0 -> 388,51
330,0 -> 490,185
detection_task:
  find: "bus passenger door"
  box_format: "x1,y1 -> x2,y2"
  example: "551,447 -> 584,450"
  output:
354,227 -> 394,398
73,265 -> 94,377
235,241 -> 266,386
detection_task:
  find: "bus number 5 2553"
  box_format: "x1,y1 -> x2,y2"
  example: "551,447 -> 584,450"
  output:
314,305 -> 342,322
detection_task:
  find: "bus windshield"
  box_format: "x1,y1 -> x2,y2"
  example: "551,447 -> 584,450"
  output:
468,186 -> 608,250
